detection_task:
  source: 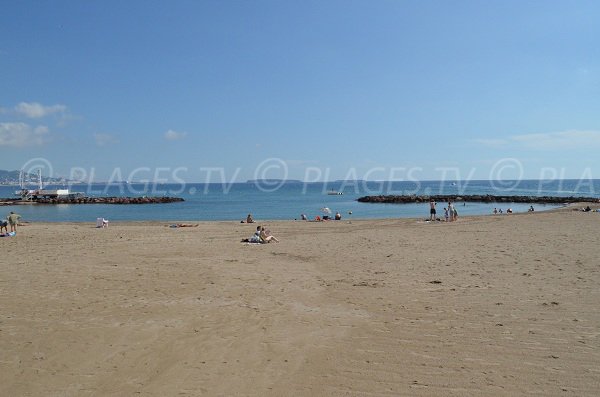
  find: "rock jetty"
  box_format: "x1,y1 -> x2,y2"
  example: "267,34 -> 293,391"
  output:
357,194 -> 599,204
1,196 -> 184,205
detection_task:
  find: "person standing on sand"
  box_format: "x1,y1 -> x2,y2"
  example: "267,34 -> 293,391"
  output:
429,199 -> 437,221
447,202 -> 454,222
7,211 -> 21,232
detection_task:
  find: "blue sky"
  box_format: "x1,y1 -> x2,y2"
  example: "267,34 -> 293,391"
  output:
1,0 -> 599,182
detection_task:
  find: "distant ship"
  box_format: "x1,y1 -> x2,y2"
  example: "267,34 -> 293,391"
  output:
327,190 -> 344,195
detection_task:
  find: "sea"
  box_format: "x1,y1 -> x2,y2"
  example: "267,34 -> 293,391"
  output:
1,179 -> 599,222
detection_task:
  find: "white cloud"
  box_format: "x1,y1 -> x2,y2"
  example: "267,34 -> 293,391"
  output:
14,102 -> 67,119
0,122 -> 49,147
164,129 -> 187,141
94,133 -> 119,147
475,130 -> 600,150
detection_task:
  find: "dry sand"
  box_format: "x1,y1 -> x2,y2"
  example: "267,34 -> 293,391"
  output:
1,206 -> 600,396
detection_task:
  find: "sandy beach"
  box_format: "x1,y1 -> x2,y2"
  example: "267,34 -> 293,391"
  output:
1,206 -> 599,396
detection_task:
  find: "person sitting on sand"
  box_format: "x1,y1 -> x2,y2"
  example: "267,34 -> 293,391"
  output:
260,226 -> 279,243
241,226 -> 263,243
246,214 -> 255,223
7,211 -> 21,232
301,213 -> 308,221
529,206 -> 535,212
334,211 -> 341,220
506,208 -> 513,214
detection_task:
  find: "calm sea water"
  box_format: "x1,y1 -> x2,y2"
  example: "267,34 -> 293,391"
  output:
1,180 -> 598,222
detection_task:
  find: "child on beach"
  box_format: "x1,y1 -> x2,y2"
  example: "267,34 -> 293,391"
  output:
444,207 -> 449,222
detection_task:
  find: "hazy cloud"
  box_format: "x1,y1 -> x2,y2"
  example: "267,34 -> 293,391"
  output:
475,130 -> 600,150
511,130 -> 600,149
94,133 -> 119,147
473,138 -> 509,147
14,102 -> 67,118
0,122 -> 49,147
164,129 -> 187,141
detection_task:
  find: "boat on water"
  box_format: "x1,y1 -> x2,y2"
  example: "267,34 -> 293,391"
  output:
327,190 -> 344,195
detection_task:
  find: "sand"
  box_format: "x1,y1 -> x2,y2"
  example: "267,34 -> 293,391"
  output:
1,206 -> 600,396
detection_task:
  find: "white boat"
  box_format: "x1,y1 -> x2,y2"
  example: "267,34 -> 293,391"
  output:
327,190 -> 343,195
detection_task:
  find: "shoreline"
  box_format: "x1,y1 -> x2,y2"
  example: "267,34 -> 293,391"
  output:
8,201 -> 596,226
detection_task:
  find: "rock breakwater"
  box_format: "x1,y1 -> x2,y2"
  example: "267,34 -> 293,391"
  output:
357,194 -> 599,204
1,196 -> 184,205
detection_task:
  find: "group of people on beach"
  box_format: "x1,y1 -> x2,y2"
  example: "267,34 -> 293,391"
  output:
493,207 -> 514,214
300,211 -> 342,221
429,200 -> 458,222
246,210 -> 344,224
0,211 -> 21,235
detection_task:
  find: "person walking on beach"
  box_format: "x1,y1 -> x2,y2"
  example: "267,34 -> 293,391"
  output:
7,211 -> 21,232
429,199 -> 437,221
